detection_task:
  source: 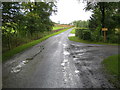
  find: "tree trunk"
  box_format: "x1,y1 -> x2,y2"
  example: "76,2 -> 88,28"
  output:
99,2 -> 105,36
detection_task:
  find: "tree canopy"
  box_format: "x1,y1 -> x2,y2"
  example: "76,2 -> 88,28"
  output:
2,2 -> 57,52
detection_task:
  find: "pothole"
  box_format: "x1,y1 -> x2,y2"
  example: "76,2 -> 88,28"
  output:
11,60 -> 28,73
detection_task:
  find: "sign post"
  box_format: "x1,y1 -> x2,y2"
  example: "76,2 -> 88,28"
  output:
102,28 -> 108,42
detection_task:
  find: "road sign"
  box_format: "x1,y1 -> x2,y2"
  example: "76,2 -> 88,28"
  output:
102,28 -> 108,42
102,28 -> 108,31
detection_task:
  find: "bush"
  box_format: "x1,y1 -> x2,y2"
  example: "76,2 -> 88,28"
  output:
75,28 -> 91,40
107,34 -> 119,43
91,30 -> 102,42
75,28 -> 81,38
82,30 -> 91,40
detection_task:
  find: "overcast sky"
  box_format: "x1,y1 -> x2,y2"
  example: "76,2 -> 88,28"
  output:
50,0 -> 93,24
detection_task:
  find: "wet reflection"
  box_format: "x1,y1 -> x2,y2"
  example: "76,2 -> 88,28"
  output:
61,62 -> 65,67
63,50 -> 70,55
75,70 -> 79,74
63,59 -> 68,63
11,60 -> 28,73
68,34 -> 75,37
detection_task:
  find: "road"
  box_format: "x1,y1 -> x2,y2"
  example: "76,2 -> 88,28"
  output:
3,28 -> 118,88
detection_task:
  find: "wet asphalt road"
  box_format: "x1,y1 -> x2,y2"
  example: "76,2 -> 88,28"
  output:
3,28 -> 118,88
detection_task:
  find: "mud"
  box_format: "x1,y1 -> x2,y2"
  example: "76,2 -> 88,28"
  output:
67,42 -> 118,88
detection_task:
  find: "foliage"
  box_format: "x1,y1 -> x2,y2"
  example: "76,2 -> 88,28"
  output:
68,36 -> 118,46
86,2 -> 120,35
90,26 -> 103,42
70,29 -> 75,34
82,30 -> 91,40
75,28 -> 91,40
75,1 -> 120,43
2,2 -> 57,53
72,20 -> 89,28
107,34 -> 119,44
3,27 -> 71,61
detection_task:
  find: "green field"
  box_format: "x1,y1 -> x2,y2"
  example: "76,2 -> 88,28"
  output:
52,26 -> 64,30
3,27 -> 71,61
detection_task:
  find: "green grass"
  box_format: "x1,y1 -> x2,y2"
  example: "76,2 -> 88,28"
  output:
52,26 -> 64,30
68,36 -> 119,46
3,27 -> 72,61
70,29 -> 75,34
102,54 -> 119,75
102,54 -> 120,88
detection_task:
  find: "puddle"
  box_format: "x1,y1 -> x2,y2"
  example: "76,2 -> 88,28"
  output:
63,59 -> 68,63
74,49 -> 86,53
61,62 -> 65,67
64,78 -> 67,82
22,60 -> 29,64
59,42 -> 62,44
63,44 -> 68,48
63,50 -> 70,55
63,71 -> 67,76
77,53 -> 84,56
75,70 -> 79,74
63,67 -> 66,70
11,60 -> 28,73
11,66 -> 21,73
73,58 -> 79,61
75,61 -> 81,65
68,34 -> 75,37
70,44 -> 82,47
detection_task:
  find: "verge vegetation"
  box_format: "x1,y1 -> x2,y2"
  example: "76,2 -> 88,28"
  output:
3,27 -> 72,61
70,29 -> 75,34
69,29 -> 119,45
102,54 -> 120,88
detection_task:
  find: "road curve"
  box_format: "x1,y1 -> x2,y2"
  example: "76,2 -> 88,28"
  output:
3,28 -> 118,88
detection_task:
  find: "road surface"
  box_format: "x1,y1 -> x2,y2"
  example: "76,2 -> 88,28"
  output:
3,28 -> 118,88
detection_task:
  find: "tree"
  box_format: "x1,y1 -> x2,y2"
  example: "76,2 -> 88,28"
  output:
77,0 -> 120,43
72,20 -> 89,28
2,1 -> 57,52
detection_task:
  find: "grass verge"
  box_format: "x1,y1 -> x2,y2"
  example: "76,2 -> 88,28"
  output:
68,36 -> 119,46
70,29 -> 75,34
3,27 -> 71,62
102,54 -> 119,75
102,54 -> 120,88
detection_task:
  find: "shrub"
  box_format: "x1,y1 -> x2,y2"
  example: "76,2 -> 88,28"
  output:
107,34 -> 119,43
75,28 -> 81,38
91,30 -> 102,42
75,28 -> 91,40
82,30 -> 91,40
